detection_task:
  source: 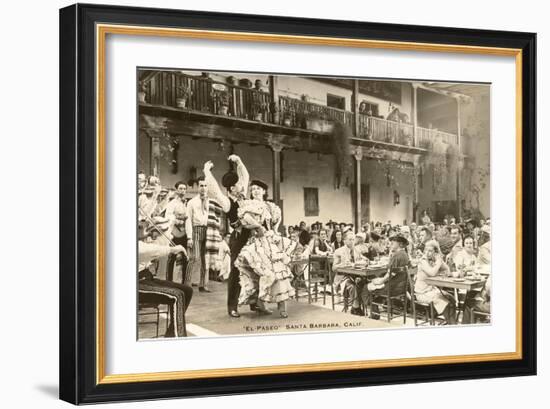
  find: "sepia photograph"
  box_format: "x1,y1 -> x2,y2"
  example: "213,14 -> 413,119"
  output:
137,68 -> 491,339
55,2 -> 537,404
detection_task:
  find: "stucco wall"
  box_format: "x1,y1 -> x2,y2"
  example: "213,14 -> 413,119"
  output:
362,159 -> 415,225
139,132 -> 418,227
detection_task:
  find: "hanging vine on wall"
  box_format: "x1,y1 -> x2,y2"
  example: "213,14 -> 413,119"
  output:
423,135 -> 460,195
330,121 -> 352,189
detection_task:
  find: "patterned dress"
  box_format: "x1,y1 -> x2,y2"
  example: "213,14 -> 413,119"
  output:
235,199 -> 296,304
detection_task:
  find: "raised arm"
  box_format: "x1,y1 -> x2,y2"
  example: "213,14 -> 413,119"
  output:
419,257 -> 444,277
203,161 -> 231,212
229,154 -> 250,197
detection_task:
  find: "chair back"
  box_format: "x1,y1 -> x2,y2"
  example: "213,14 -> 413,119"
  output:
309,256 -> 331,283
387,265 -> 409,296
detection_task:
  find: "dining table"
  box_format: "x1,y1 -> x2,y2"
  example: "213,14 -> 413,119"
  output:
334,264 -> 388,278
424,275 -> 487,292
424,275 -> 488,323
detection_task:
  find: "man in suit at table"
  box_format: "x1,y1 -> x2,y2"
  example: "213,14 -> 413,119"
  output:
332,231 -> 368,316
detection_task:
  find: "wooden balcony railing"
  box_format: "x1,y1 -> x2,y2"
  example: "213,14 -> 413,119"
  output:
415,127 -> 458,149
358,115 -> 415,146
144,71 -> 271,120
277,95 -> 353,130
142,72 -> 459,152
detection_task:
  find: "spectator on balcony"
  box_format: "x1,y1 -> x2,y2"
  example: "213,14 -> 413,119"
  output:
254,79 -> 265,93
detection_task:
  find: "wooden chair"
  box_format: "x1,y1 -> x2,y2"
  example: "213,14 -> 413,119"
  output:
138,300 -> 169,338
306,256 -> 334,306
407,271 -> 436,326
138,260 -> 188,338
367,266 -> 409,323
290,258 -> 310,301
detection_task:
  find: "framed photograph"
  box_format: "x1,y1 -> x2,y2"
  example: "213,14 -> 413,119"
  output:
59,3 -> 536,404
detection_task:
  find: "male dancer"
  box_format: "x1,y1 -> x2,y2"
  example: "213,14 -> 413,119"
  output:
185,177 -> 211,291
201,155 -> 250,318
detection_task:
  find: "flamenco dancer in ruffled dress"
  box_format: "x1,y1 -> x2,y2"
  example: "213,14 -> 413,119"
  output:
235,180 -> 297,318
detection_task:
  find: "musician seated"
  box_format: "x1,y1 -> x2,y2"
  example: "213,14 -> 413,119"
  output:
364,234 -> 410,320
138,220 -> 193,338
332,231 -> 369,316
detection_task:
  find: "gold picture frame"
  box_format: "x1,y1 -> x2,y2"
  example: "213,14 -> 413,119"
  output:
60,4 -> 536,404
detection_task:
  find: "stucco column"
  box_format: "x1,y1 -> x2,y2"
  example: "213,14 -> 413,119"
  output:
353,148 -> 363,232
140,114 -> 167,178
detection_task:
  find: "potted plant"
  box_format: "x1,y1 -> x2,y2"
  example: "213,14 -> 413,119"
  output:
239,78 -> 253,88
269,101 -> 280,124
251,93 -> 267,121
176,84 -> 193,109
137,81 -> 147,103
305,111 -> 326,131
211,88 -> 231,115
282,107 -> 294,127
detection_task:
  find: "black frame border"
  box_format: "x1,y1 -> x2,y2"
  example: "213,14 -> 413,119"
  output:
59,3 -> 536,404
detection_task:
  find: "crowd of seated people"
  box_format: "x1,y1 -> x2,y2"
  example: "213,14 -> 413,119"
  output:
283,215 -> 491,324
138,166 -> 491,329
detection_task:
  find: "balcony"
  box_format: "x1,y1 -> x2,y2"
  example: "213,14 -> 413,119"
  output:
140,71 -> 458,153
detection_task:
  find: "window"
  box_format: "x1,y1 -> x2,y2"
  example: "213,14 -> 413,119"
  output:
359,100 -> 379,117
327,93 -> 346,110
304,187 -> 319,217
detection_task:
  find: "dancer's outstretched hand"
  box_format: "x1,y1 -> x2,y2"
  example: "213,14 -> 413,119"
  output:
228,154 -> 241,163
203,160 -> 214,172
